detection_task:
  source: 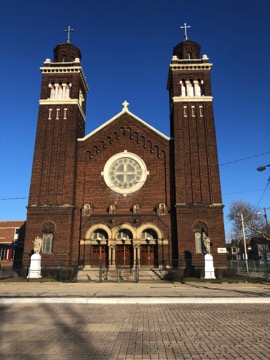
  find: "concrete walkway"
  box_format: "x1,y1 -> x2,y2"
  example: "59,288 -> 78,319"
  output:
1,280 -> 270,359
1,280 -> 270,303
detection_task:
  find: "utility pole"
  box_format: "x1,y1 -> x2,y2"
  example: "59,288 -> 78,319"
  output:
240,213 -> 249,274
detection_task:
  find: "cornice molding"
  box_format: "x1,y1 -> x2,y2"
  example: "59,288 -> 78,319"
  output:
40,65 -> 88,92
172,96 -> 213,103
170,63 -> 212,71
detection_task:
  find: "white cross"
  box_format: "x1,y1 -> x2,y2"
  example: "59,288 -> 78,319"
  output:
122,100 -> 129,111
180,22 -> 191,40
115,163 -> 137,184
64,26 -> 74,44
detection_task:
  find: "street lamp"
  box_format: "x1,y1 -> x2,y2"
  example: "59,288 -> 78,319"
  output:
257,164 -> 270,172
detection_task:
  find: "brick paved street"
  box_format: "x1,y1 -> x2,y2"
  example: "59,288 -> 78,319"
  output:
1,303 -> 270,359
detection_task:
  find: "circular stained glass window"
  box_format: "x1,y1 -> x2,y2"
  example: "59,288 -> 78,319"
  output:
103,152 -> 148,194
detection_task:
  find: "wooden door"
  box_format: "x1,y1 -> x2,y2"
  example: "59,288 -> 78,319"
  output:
140,245 -> 157,266
116,245 -> 133,266
90,245 -> 108,267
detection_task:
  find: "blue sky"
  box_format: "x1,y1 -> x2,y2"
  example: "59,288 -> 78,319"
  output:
0,0 -> 269,240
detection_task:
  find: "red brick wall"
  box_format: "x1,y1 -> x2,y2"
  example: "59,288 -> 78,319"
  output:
24,40 -> 227,270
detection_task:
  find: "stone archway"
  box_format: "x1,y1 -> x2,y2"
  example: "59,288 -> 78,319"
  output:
83,225 -> 111,267
137,223 -> 165,267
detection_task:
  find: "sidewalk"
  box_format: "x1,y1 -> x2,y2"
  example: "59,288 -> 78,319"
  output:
1,279 -> 270,303
1,281 -> 270,359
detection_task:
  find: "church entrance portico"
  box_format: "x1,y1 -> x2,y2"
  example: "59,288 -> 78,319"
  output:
82,223 -> 167,268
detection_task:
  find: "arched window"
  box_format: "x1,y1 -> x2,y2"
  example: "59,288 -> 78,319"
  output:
194,222 -> 207,254
116,229 -> 133,241
42,222 -> 55,254
42,233 -> 53,253
141,229 -> 157,241
91,229 -> 108,241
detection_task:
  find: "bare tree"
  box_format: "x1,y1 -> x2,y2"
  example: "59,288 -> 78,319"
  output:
227,201 -> 268,240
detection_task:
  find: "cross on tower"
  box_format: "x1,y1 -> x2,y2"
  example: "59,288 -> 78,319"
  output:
180,22 -> 191,40
64,26 -> 74,44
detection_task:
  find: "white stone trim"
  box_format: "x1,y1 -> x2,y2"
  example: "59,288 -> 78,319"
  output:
85,224 -> 112,240
40,65 -> 89,92
39,99 -> 86,121
170,63 -> 213,71
78,108 -> 170,142
111,224 -> 137,239
137,223 -> 164,240
172,96 -> 213,103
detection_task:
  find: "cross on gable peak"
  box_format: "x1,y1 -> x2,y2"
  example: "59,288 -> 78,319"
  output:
122,100 -> 129,111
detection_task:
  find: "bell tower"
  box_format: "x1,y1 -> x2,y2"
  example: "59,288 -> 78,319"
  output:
167,25 -> 226,268
24,35 -> 88,261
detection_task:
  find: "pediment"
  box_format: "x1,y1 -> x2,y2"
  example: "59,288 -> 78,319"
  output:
78,106 -> 170,142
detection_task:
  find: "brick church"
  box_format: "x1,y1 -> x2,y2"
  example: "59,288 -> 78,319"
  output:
23,30 -> 227,272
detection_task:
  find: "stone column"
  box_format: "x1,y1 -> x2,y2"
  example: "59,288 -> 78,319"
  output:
111,245 -> 116,268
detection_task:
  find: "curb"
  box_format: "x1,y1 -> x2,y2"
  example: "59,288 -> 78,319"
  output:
1,297 -> 270,304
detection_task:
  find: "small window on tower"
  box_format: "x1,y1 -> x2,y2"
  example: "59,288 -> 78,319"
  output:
199,106 -> 203,117
187,52 -> 191,59
183,106 -> 187,117
62,55 -> 67,62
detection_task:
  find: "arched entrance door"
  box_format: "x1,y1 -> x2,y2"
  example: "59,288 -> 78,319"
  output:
140,229 -> 158,267
116,229 -> 133,266
90,229 -> 108,267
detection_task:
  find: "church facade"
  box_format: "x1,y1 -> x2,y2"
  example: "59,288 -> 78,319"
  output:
23,34 -> 227,272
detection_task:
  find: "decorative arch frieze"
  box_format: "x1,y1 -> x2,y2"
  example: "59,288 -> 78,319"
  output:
113,131 -> 120,140
99,140 -> 107,149
107,136 -> 113,144
85,127 -> 166,159
140,135 -> 146,148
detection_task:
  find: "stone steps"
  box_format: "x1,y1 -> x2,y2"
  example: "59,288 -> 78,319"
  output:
76,267 -> 165,283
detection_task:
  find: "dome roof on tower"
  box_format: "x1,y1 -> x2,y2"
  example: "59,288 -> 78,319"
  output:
53,43 -> 82,62
173,39 -> 201,60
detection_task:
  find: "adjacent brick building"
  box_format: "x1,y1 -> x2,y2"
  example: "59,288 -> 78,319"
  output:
23,34 -> 227,272
0,221 -> 25,266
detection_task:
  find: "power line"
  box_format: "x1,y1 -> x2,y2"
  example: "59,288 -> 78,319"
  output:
0,197 -> 28,201
219,151 -> 270,166
255,177 -> 270,210
223,188 -> 270,195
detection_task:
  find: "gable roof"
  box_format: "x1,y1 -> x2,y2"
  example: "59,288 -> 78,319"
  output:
78,103 -> 170,142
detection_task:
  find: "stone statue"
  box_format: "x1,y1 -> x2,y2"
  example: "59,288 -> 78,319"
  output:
202,231 -> 210,254
82,204 -> 92,216
132,204 -> 140,214
27,236 -> 42,279
109,204 -> 116,214
33,236 -> 42,254
157,203 -> 166,216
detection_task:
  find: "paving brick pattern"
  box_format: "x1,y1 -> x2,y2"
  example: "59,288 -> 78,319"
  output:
1,303 -> 270,359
